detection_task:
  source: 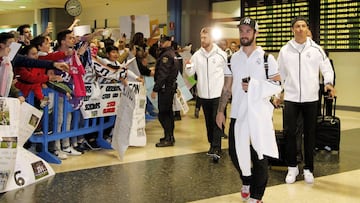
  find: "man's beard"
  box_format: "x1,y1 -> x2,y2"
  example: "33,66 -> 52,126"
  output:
201,42 -> 211,49
240,35 -> 255,46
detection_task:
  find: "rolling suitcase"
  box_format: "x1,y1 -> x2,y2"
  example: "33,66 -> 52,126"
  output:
316,95 -> 340,151
268,129 -> 287,166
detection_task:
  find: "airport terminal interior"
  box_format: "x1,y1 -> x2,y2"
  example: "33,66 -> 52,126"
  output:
1,102 -> 360,203
1,0 -> 360,203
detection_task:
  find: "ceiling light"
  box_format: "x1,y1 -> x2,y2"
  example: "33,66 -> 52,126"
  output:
211,27 -> 222,41
19,6 -> 26,9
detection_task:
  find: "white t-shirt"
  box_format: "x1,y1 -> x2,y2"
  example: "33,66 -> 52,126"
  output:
226,46 -> 279,118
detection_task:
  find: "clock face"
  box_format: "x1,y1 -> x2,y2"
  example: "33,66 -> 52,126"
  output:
65,0 -> 82,17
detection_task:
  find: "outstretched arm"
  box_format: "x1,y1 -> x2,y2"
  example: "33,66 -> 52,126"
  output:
68,19 -> 80,31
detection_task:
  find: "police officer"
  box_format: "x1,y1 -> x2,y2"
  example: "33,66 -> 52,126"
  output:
151,35 -> 179,147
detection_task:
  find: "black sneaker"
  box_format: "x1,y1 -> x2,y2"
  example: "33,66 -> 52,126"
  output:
155,140 -> 174,147
221,133 -> 228,139
77,141 -> 91,151
160,136 -> 175,143
85,140 -> 101,150
213,148 -> 222,156
74,145 -> 86,154
194,108 -> 200,118
206,146 -> 214,155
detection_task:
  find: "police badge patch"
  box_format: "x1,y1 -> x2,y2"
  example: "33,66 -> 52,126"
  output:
162,57 -> 169,63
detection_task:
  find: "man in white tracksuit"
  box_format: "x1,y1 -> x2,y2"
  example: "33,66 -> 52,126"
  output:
277,16 -> 335,184
216,17 -> 282,203
185,27 -> 227,158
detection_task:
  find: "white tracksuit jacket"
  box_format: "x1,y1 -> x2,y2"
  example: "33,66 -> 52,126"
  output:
185,44 -> 227,99
278,37 -> 334,103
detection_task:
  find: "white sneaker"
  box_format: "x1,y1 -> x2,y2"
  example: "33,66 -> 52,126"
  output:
40,96 -> 50,108
54,150 -> 68,160
285,166 -> 299,184
303,169 -> 314,184
62,146 -> 82,156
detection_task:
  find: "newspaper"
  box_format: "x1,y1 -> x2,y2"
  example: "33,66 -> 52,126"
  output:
0,98 -> 54,193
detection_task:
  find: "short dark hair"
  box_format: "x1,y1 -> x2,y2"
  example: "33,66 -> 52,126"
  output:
102,37 -> 115,48
106,45 -> 118,53
30,35 -> 47,50
0,32 -> 14,44
291,16 -> 309,27
56,30 -> 73,45
131,32 -> 144,46
17,24 -> 31,35
54,29 -> 73,50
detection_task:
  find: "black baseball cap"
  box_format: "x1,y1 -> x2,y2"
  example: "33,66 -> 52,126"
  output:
238,17 -> 259,31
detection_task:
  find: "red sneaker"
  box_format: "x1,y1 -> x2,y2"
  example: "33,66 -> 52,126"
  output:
241,185 -> 250,201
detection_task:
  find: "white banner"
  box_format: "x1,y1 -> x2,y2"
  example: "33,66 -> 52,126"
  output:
128,82 -> 147,147
112,82 -> 146,160
119,15 -> 150,38
80,83 -> 123,119
144,76 -> 157,111
173,88 -> 189,114
176,72 -> 193,102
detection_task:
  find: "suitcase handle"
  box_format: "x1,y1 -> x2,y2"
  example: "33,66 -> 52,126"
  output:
322,94 -> 337,120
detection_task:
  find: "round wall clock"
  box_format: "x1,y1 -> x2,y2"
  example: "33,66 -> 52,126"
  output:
65,0 -> 82,17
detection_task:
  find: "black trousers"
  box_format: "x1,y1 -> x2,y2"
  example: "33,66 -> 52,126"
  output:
157,88 -> 175,139
284,101 -> 318,171
199,97 -> 222,149
228,118 -> 268,200
195,96 -> 201,110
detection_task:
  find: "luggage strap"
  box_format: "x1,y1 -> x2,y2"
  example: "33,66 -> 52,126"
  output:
264,52 -> 269,79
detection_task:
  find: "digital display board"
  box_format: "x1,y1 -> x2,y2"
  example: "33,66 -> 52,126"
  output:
242,0 -> 360,51
320,0 -> 360,50
243,0 -> 309,51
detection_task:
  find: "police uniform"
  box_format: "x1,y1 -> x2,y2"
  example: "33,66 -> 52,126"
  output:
153,39 -> 179,147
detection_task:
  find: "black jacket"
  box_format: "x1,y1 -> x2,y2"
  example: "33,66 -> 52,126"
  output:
153,47 -> 179,92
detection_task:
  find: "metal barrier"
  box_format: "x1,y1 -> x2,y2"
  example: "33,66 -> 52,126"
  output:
26,88 -> 114,164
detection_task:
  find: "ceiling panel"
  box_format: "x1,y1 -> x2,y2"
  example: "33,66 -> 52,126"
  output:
0,0 -> 105,15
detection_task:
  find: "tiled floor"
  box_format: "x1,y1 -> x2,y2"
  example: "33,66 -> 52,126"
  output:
1,102 -> 360,203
